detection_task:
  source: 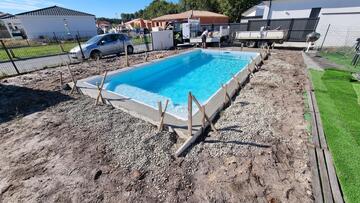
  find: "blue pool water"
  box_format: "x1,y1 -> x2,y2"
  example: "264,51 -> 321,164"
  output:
88,49 -> 257,119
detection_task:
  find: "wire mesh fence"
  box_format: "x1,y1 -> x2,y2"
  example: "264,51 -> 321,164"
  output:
0,31 -> 153,77
316,24 -> 360,50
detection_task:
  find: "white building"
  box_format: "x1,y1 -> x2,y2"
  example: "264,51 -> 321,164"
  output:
0,6 -> 97,40
242,0 -> 360,47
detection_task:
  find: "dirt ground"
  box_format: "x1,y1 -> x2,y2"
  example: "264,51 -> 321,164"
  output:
0,48 -> 313,202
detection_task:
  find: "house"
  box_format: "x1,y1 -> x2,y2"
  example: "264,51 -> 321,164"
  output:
0,12 -> 13,38
0,6 -> 97,40
152,10 -> 229,29
125,18 -> 152,30
242,0 -> 360,47
96,20 -> 111,33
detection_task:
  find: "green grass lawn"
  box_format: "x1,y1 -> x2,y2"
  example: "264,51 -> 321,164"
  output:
0,42 -> 77,61
320,51 -> 358,72
310,69 -> 360,203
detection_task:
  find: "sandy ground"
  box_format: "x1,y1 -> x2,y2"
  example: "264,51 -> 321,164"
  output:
0,48 -> 313,202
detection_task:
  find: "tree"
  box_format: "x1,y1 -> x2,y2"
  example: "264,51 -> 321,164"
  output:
120,13 -> 135,22
118,0 -> 260,22
178,0 -> 219,12
218,0 -> 261,22
142,0 -> 180,19
97,17 -> 122,24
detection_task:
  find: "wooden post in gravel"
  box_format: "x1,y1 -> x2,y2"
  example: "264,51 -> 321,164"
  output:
125,43 -> 129,67
158,100 -> 169,132
222,84 -> 231,105
188,92 -> 193,136
232,75 -> 241,91
251,57 -> 259,71
95,71 -> 108,105
59,72 -> 63,89
201,106 -> 206,128
191,95 -> 218,133
67,64 -> 80,95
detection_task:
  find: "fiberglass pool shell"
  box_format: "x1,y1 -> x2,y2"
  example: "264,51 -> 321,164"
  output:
85,49 -> 258,120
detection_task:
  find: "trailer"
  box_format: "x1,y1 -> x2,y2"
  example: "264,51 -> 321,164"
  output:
234,30 -> 287,48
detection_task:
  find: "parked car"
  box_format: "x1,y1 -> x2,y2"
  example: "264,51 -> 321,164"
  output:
70,33 -> 134,60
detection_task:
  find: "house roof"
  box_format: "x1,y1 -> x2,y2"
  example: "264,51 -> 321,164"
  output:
152,10 -> 228,21
96,20 -> 111,25
125,18 -> 152,24
0,12 -> 14,19
15,6 -> 95,17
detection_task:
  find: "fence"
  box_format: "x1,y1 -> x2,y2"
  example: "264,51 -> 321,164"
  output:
316,24 -> 360,49
0,31 -> 153,77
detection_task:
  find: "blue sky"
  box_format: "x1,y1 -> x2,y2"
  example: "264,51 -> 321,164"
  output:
0,0 -> 177,18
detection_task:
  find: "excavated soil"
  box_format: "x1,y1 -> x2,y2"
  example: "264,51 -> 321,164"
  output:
0,48 -> 313,202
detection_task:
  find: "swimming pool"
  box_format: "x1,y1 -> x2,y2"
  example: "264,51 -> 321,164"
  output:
86,49 -> 258,119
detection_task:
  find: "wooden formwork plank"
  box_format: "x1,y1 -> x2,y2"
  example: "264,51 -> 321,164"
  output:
308,146 -> 324,203
307,90 -> 320,147
311,91 -> 328,149
324,149 -> 344,203
316,148 -> 334,203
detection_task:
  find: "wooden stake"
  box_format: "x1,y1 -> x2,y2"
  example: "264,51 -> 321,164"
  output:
188,92 -> 193,136
232,75 -> 241,90
59,72 -> 63,88
67,64 -> 80,94
248,67 -> 255,77
222,84 -> 231,105
158,101 -> 162,130
96,71 -> 108,105
125,45 -> 129,67
250,56 -> 259,71
201,106 -> 206,129
158,100 -> 169,132
191,95 -> 218,133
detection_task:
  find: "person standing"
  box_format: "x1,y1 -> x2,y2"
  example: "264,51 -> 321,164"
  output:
201,28 -> 209,49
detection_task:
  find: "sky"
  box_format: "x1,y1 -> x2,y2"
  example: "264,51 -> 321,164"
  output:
0,0 -> 177,18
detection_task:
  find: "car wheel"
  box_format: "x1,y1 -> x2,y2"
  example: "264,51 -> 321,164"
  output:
127,45 -> 134,55
90,50 -> 101,60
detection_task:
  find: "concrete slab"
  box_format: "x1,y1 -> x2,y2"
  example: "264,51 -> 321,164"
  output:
302,52 -> 324,71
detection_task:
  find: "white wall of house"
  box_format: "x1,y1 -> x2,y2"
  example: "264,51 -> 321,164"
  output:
315,7 -> 360,47
266,0 -> 360,19
262,0 -> 360,47
17,15 -> 97,39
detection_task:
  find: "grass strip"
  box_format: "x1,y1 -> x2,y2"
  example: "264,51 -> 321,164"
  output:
310,69 -> 360,203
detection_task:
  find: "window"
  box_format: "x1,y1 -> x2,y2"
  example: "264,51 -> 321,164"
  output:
117,34 -> 125,41
310,8 -> 321,18
101,35 -> 116,44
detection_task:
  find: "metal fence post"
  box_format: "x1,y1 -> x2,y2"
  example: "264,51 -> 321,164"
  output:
320,24 -> 331,51
53,32 -> 65,52
288,19 -> 295,41
0,40 -> 20,74
76,34 -> 85,59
